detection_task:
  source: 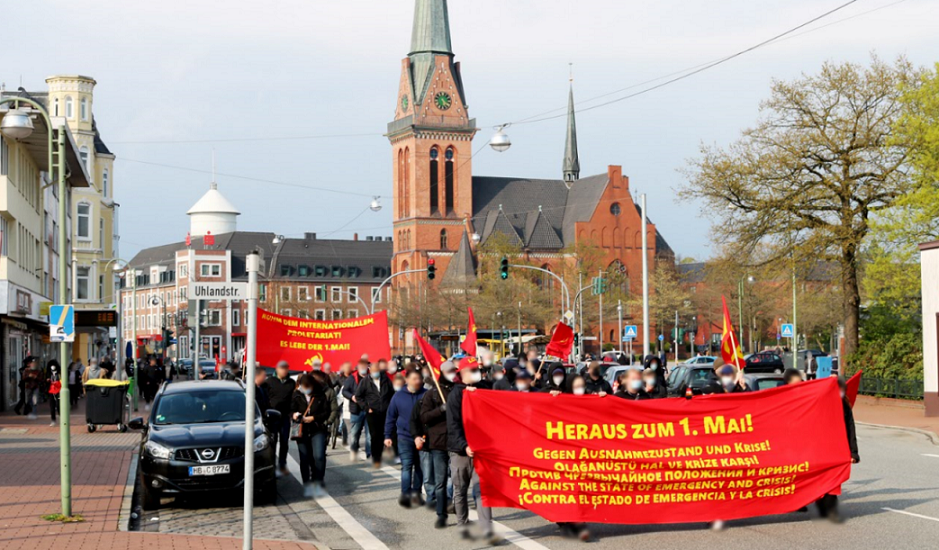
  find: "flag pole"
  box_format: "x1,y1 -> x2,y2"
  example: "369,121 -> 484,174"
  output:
415,329 -> 447,406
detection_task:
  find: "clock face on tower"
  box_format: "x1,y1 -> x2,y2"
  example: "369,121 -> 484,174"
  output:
434,92 -> 452,111
401,95 -> 408,111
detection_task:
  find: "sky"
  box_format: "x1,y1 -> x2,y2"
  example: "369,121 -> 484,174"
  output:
3,0 -> 937,262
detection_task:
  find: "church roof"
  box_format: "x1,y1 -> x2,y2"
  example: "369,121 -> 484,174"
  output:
563,85 -> 580,181
442,229 -> 476,286
410,0 -> 452,56
187,183 -> 241,215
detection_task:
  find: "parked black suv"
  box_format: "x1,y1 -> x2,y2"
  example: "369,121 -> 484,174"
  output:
129,380 -> 280,509
743,351 -> 786,374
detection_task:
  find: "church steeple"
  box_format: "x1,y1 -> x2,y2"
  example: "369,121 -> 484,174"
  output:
410,0 -> 452,56
563,82 -> 580,183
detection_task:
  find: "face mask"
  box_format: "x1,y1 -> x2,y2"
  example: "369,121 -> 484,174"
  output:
629,379 -> 643,390
358,368 -> 367,376
553,375 -> 564,386
493,372 -> 504,380
393,384 -> 404,392
301,387 -> 312,396
468,370 -> 482,384
444,371 -> 457,382
370,372 -> 381,379
650,363 -> 659,371
516,382 -> 530,392
644,378 -> 655,386
572,387 -> 585,396
721,376 -> 735,387
840,390 -> 846,399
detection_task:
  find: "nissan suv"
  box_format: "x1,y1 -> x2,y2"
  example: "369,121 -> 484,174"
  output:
129,380 -> 280,509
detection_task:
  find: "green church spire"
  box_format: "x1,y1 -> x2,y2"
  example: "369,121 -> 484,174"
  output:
410,0 -> 452,56
563,83 -> 580,183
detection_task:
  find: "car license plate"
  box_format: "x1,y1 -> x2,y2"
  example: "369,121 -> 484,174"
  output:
188,465 -> 230,476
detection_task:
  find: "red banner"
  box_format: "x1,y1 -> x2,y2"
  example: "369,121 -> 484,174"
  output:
545,321 -> 574,359
461,307 -> 478,356
255,308 -> 391,370
414,330 -> 443,377
464,378 -> 851,524
846,370 -> 862,408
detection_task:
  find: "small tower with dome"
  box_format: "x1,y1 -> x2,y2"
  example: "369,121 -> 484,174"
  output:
187,182 -> 240,237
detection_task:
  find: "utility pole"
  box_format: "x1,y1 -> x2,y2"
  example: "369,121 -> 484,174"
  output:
598,270 -> 604,353
792,266 -> 798,354
674,310 -> 679,363
243,252 -> 260,549
517,301 -> 522,357
641,194 -> 650,357
617,300 -> 623,353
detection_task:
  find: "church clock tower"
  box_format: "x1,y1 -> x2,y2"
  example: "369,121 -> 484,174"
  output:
388,0 -> 477,282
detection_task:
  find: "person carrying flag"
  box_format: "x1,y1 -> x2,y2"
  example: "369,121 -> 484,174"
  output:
461,307 -> 478,357
419,360 -> 457,528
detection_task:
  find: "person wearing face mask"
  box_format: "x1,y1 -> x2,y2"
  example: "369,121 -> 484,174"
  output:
355,359 -> 395,468
263,360 -> 297,475
494,359 -> 518,391
714,365 -> 749,394
815,376 -> 859,522
583,361 -> 612,395
642,355 -> 668,398
641,368 -> 666,399
541,364 -> 569,394
446,357 -> 500,544
341,359 -> 371,462
511,369 -> 534,392
615,368 -> 650,400
419,361 -> 457,528
291,374 -> 330,497
385,370 -> 427,508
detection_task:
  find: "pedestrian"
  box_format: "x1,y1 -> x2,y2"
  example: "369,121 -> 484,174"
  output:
816,377 -> 860,523
355,358 -> 394,468
784,368 -> 803,385
263,360 -> 297,476
714,365 -> 749,394
385,369 -> 426,508
642,355 -> 668,398
342,359 -> 371,462
47,360 -> 62,426
291,374 -> 330,497
311,370 -> 339,451
418,360 -> 456,527
21,357 -> 44,419
493,358 -> 518,391
642,367 -> 666,399
541,363 -> 568,393
583,361 -> 612,395
615,367 -> 649,400
254,368 -> 271,414
67,361 -> 81,406
511,369 -> 535,392
446,356 -> 501,544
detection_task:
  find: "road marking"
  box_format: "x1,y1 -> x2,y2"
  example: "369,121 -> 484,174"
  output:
883,507 -> 939,523
923,454 -> 939,458
287,455 -> 389,550
379,465 -> 550,550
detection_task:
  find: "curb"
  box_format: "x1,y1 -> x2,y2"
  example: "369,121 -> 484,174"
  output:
118,451 -> 138,532
857,421 -> 939,446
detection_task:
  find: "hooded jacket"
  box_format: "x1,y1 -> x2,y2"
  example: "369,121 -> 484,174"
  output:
341,371 -> 365,415
385,386 -> 426,440
419,374 -> 455,451
355,372 -> 394,414
642,355 -> 668,399
540,365 -> 569,393
446,382 -> 472,455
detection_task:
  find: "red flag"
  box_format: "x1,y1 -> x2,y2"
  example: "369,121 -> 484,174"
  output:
204,231 -> 215,246
545,321 -> 574,359
720,295 -> 745,369
413,330 -> 444,377
846,370 -> 862,408
186,232 -> 191,247
461,307 -> 478,356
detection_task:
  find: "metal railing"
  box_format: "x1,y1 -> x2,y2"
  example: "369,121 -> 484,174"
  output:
857,377 -> 924,400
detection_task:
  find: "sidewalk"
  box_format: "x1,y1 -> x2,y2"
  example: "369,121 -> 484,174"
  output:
853,395 -> 939,443
0,400 -> 318,550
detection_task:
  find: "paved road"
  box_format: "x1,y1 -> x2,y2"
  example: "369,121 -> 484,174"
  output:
140,424 -> 939,549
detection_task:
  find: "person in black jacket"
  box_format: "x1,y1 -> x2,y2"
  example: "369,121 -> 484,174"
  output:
263,361 -> 296,474
291,374 -> 331,496
341,360 -> 371,462
815,377 -> 860,522
642,355 -> 668,398
355,359 -> 394,468
418,361 -> 457,527
541,364 -> 569,393
615,368 -> 650,400
447,356 -> 500,544
583,361 -> 612,395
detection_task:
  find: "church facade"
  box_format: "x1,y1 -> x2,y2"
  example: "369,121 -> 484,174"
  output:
388,0 -> 673,351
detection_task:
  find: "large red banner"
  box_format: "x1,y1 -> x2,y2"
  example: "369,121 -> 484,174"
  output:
465,378 -> 852,524
255,308 -> 391,370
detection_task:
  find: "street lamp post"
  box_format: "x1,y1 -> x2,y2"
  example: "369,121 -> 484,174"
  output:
738,275 -> 754,353
1,96 -> 71,516
102,258 -> 129,380
152,295 -> 166,364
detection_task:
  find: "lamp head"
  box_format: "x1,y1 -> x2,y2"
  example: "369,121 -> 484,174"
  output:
0,109 -> 35,140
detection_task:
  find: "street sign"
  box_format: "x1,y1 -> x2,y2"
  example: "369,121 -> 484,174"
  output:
658,334 -> 665,341
189,282 -> 249,301
49,305 -> 75,343
623,325 -> 638,341
781,323 -> 794,338
815,356 -> 833,379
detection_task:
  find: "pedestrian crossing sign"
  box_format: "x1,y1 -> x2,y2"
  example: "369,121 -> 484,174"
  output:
622,325 -> 638,341
781,324 -> 794,338
49,305 -> 75,343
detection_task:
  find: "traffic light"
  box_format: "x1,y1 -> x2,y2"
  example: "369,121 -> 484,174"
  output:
573,332 -> 580,348
500,256 -> 509,280
427,258 -> 436,280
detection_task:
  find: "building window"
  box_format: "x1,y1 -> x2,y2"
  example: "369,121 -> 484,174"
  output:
429,147 -> 439,214
99,275 -> 104,301
79,146 -> 90,174
200,263 -> 221,277
281,308 -> 291,317
610,202 -> 621,216
440,229 -> 448,249
445,147 -> 455,213
315,285 -> 326,302
298,265 -> 310,277
331,309 -> 343,320
371,287 -> 382,304
0,136 -> 7,176
315,309 -> 326,321
53,98 -> 60,116
207,310 -> 222,326
330,286 -> 342,303
179,264 -> 188,277
77,203 -> 91,239
298,287 -> 309,301
280,286 -> 291,302
347,309 -> 358,319
65,96 -> 73,118
77,266 -> 90,300
348,287 -> 359,303
0,218 -> 7,256
259,284 -> 267,302
102,169 -> 109,197
99,219 -> 104,247
80,97 -> 88,121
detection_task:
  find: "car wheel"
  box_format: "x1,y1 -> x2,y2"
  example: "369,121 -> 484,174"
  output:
139,471 -> 160,511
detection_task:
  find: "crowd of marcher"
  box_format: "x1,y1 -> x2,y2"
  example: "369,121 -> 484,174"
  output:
251,346 -> 859,542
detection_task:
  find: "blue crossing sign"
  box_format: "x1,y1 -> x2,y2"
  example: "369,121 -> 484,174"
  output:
49,305 -> 75,343
781,324 -> 794,338
622,325 -> 638,342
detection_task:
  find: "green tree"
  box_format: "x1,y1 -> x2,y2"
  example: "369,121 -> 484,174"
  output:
682,56 -> 921,359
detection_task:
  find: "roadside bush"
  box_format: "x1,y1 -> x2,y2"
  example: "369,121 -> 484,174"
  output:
845,332 -> 923,380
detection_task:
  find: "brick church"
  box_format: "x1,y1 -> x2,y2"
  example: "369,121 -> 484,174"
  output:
388,0 -> 672,350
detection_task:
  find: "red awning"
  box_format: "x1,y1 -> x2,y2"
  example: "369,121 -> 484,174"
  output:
232,332 -> 247,337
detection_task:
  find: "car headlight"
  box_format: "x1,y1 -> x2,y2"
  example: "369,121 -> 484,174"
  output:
253,434 -> 269,452
144,441 -> 172,459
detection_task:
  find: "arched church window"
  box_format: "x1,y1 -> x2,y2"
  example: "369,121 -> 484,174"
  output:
445,147 -> 455,214
429,147 -> 440,214
440,229 -> 448,249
